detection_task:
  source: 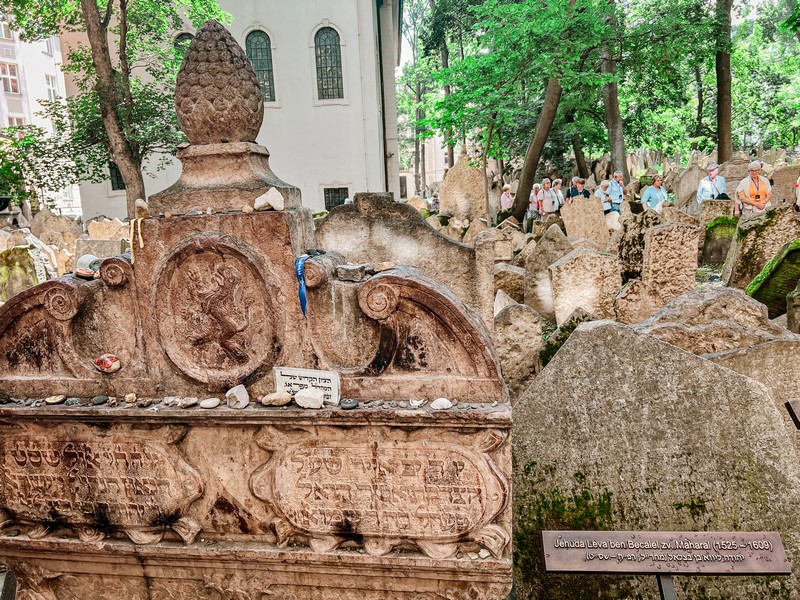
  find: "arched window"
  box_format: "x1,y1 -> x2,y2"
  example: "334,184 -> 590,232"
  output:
174,32 -> 193,59
245,30 -> 275,102
314,27 -> 343,100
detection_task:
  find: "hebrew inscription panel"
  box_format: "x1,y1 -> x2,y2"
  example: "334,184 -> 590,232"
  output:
252,427 -> 509,551
0,424 -> 202,531
276,445 -> 488,538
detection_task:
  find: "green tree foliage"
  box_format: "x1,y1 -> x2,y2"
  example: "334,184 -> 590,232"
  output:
403,0 -> 800,185
0,0 -> 229,216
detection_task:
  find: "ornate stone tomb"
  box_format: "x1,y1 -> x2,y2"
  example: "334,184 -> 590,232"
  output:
0,21 -> 511,600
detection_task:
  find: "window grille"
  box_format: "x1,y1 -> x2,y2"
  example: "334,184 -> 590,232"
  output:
246,30 -> 275,102
324,187 -> 349,211
314,27 -> 343,100
109,163 -> 126,191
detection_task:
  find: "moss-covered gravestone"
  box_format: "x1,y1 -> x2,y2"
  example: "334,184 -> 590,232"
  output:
0,246 -> 46,302
746,238 -> 800,319
702,215 -> 739,264
514,321 -> 800,599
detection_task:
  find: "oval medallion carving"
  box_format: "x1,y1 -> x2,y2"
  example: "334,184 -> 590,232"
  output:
156,235 -> 276,386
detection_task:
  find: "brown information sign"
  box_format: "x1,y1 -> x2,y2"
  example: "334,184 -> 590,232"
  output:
543,531 -> 791,576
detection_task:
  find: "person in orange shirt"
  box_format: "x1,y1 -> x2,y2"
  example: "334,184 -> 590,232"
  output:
736,161 -> 772,215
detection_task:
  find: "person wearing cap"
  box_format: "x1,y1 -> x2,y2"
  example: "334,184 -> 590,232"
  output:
736,161 -> 772,215
696,162 -> 726,204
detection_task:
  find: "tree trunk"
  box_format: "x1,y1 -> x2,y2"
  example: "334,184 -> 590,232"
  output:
482,119 -> 495,222
564,109 -> 590,178
511,78 -> 562,222
573,135 -> 590,178
81,0 -> 145,219
414,82 -> 422,195
428,0 -> 455,168
716,0 -> 733,164
601,45 -> 629,185
693,64 -> 704,149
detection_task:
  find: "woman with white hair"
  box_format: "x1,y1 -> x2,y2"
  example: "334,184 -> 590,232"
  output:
500,184 -> 514,211
538,178 -> 558,217
594,180 -> 612,214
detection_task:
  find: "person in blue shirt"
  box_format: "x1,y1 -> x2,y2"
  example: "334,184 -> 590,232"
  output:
608,170 -> 624,211
594,180 -> 613,214
696,162 -> 726,204
641,175 -> 668,211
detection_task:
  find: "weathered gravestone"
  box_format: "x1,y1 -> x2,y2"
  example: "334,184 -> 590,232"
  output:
513,321 -> 800,599
0,246 -> 49,302
493,262 -> 525,304
710,339 -> 800,454
493,303 -> 542,403
86,217 -> 129,241
746,238 -> 800,319
614,223 -> 699,324
549,248 -> 621,325
29,207 -> 82,248
718,152 -> 752,188
524,224 -> 573,322
703,216 -> 739,264
672,163 -> 706,209
722,205 -> 800,289
699,199 -> 735,227
660,206 -> 700,227
560,197 -> 610,250
771,165 -> 800,205
438,154 -> 488,222
317,193 -> 496,329
0,22 -> 513,600
610,208 -> 663,282
634,287 -> 796,355
74,238 -> 129,262
788,282 -> 800,333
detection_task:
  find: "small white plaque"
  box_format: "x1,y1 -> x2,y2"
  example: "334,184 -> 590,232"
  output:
273,367 -> 341,405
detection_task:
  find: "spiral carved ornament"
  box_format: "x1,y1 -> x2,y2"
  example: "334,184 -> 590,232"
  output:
358,283 -> 399,321
43,286 -> 78,321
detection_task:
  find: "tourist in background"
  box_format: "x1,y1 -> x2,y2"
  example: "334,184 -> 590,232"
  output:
528,183 -> 542,221
696,162 -> 726,204
608,170 -> 624,212
736,161 -> 772,216
641,175 -> 668,212
563,176 -> 579,205
538,178 -> 558,218
568,178 -> 590,201
553,179 -> 565,213
594,180 -> 612,214
500,184 -> 514,211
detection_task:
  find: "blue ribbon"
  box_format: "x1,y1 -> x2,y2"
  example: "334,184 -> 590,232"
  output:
295,255 -> 310,317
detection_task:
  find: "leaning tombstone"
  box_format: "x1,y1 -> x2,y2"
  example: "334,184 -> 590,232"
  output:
524,224 -> 573,322
771,165 -> 800,204
703,216 -> 739,264
0,246 -> 49,302
723,205 -> 800,288
0,21 -> 512,599
746,238 -> 800,319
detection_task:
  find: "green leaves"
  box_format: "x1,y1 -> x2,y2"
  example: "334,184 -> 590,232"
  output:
0,0 -> 229,196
